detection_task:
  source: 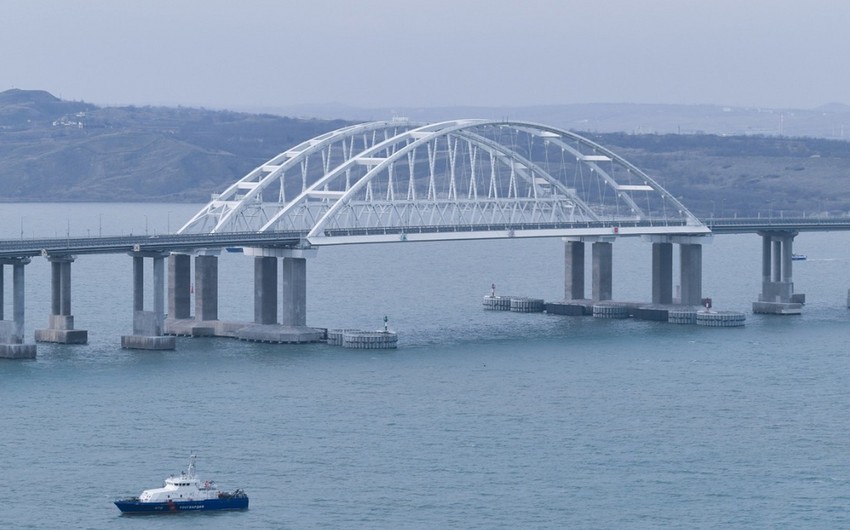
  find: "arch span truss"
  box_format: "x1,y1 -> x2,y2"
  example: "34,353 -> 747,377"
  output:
180,119 -> 708,244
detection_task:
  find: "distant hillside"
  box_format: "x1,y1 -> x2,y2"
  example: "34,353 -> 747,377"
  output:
0,89 -> 351,201
589,132 -> 850,217
256,101 -> 850,139
2,89 -> 850,217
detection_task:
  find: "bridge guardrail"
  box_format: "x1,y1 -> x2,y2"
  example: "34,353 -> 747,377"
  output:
0,230 -> 308,258
704,217 -> 850,233
322,219 -> 691,237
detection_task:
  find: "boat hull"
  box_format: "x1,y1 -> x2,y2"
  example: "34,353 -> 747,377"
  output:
115,496 -> 248,514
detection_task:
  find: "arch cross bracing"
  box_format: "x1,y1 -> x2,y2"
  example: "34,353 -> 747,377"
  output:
179,119 -> 709,245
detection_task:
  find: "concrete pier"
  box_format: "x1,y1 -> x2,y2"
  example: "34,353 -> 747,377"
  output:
168,253 -> 191,320
680,243 -> 703,306
652,242 -> 673,304
563,237 -> 614,302
0,258 -> 36,358
195,254 -> 218,322
564,240 -> 585,300
254,256 -> 278,325
754,231 -> 803,314
165,248 -> 322,344
165,252 -> 224,337
281,257 -> 307,326
644,235 -> 709,306
592,240 -> 613,301
122,252 -> 176,350
35,255 -> 88,344
236,247 -> 323,344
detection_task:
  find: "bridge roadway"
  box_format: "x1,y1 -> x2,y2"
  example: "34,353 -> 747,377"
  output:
0,230 -> 305,258
0,220 -> 693,257
0,217 -> 847,258
705,217 -> 850,234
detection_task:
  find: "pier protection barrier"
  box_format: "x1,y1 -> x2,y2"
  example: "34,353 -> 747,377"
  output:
510,297 -> 545,313
327,328 -> 360,346
483,295 -> 546,313
545,301 -> 593,316
696,311 -> 746,327
592,303 -> 631,319
633,305 -> 670,322
667,308 -> 699,324
235,324 -> 324,344
341,330 -> 398,349
482,295 -> 514,310
483,294 -> 746,329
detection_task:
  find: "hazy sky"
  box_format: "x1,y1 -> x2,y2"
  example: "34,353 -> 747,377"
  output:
2,0 -> 848,110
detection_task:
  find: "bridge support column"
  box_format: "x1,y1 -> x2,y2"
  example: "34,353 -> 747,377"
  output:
165,252 -> 223,337
238,247 -> 323,343
754,230 -> 803,314
0,258 -> 36,358
679,243 -> 703,306
122,251 -> 176,350
254,256 -> 278,325
564,240 -> 585,300
652,242 -> 674,304
592,241 -> 613,301
35,255 -> 88,344
168,253 -> 191,320
282,257 -> 307,327
195,255 -> 219,322
644,235 -> 710,307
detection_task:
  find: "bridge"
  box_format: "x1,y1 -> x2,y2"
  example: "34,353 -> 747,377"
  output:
0,119 -> 841,357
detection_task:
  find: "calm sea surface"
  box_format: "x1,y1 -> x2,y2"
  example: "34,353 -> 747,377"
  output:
2,204 -> 850,529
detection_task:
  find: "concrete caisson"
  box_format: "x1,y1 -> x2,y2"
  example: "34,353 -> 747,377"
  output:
510,297 -> 545,313
482,296 -> 513,311
592,303 -> 630,319
695,311 -> 746,327
633,305 -> 670,322
327,328 -> 360,346
667,308 -> 699,324
545,301 -> 593,316
342,330 -> 398,349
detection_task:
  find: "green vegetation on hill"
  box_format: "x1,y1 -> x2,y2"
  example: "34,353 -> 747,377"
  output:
2,89 -> 850,217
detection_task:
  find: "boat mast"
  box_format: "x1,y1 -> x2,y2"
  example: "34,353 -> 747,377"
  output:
187,454 -> 196,478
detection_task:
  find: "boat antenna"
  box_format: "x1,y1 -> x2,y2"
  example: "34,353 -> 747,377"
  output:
188,453 -> 196,478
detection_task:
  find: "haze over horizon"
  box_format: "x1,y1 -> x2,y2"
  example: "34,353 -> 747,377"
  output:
1,0 -> 848,112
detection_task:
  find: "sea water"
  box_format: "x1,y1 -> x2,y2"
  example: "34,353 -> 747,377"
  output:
2,204 -> 850,529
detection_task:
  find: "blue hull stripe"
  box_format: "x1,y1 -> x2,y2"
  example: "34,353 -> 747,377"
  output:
115,497 -> 248,514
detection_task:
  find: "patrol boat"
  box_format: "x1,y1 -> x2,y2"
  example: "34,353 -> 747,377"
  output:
114,455 -> 248,514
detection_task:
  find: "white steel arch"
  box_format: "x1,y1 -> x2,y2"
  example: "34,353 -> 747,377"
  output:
180,119 -> 708,244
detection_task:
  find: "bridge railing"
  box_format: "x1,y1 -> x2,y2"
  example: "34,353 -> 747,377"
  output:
321,219 -> 693,237
0,230 -> 308,258
704,217 -> 850,233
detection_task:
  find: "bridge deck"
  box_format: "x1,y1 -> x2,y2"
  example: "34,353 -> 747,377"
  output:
0,218 -> 847,258
0,231 -> 304,258
705,217 -> 850,233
